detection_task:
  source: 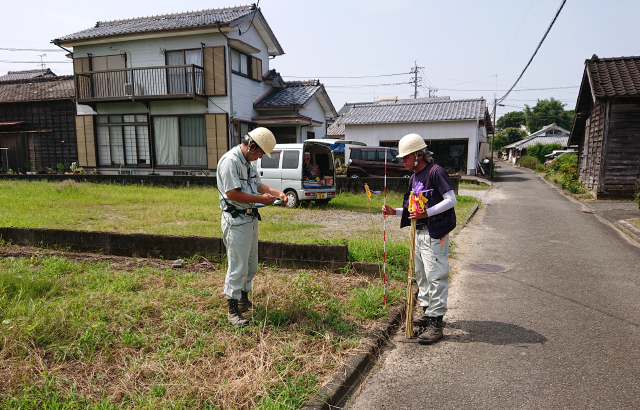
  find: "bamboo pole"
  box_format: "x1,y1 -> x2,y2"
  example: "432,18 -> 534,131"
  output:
405,217 -> 416,338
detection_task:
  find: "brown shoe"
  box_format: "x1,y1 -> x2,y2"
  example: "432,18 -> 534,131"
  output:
238,290 -> 261,313
227,299 -> 249,326
417,317 -> 444,345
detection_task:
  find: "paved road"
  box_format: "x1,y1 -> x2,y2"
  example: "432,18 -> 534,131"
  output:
345,162 -> 640,409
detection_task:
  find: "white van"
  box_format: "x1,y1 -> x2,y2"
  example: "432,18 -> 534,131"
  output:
257,139 -> 365,207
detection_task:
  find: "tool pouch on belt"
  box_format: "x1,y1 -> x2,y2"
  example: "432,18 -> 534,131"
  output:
224,203 -> 261,221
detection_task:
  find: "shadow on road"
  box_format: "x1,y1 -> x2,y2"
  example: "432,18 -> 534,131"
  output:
445,320 -> 547,345
496,176 -> 529,182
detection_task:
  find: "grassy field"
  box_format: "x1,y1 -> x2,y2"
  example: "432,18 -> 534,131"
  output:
0,180 -> 480,276
0,251 -> 402,409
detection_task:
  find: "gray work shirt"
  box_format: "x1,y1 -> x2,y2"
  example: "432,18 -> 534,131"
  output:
217,145 -> 263,226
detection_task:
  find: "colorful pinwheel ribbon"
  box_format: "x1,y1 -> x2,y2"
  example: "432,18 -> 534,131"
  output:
406,180 -> 433,214
364,183 -> 381,200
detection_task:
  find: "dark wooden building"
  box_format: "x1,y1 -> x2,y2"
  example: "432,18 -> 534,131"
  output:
0,75 -> 77,172
569,55 -> 640,198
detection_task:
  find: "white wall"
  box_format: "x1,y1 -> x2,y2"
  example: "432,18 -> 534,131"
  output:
227,26 -> 272,122
300,98 -> 328,141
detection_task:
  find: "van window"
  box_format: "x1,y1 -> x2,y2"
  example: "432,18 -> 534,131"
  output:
363,150 -> 376,161
350,150 -> 360,160
261,152 -> 281,168
282,150 -> 299,169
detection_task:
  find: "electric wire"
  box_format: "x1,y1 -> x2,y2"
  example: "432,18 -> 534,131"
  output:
496,0 -> 536,74
283,72 -> 410,79
238,0 -> 260,35
0,48 -> 65,52
497,0 -> 567,104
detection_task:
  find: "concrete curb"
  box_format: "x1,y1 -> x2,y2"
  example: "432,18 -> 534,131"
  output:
301,290 -> 416,410
616,220 -> 640,244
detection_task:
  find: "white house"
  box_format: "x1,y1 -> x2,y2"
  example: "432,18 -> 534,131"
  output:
503,123 -> 571,164
53,5 -> 335,175
338,97 -> 493,175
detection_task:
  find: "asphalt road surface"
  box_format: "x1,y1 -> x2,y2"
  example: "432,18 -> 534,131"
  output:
345,162 -> 640,410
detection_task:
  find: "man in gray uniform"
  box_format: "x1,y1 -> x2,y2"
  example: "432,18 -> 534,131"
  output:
217,127 -> 288,326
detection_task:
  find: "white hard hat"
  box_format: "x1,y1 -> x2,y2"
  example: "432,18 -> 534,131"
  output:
247,127 -> 276,158
396,133 -> 427,158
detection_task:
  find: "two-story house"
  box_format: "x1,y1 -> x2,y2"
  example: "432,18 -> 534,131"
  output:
53,5 -> 336,175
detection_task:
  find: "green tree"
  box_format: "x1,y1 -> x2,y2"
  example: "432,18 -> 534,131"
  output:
492,127 -> 528,151
496,111 -> 525,130
524,98 -> 575,133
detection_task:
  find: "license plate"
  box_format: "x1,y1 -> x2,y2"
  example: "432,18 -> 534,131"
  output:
317,193 -> 325,199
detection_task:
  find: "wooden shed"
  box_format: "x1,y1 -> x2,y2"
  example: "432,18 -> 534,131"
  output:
569,55 -> 640,198
0,75 -> 77,172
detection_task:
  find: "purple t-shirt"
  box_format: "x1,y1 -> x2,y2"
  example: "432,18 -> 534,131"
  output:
400,163 -> 456,238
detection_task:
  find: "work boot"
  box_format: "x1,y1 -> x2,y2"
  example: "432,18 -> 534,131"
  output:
413,306 -> 431,327
238,290 -> 260,313
227,299 -> 249,326
418,316 -> 444,345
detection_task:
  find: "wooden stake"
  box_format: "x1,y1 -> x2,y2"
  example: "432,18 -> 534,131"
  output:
405,217 -> 416,338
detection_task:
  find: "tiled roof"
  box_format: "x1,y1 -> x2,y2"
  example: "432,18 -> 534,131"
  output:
255,80 -> 322,107
503,134 -> 570,150
0,76 -> 74,103
55,5 -> 256,42
586,55 -> 640,98
0,69 -> 56,82
327,103 -> 356,136
529,122 -> 570,137
339,98 -> 488,125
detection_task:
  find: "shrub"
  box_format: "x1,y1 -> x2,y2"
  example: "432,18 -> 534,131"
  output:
635,191 -> 640,210
534,163 -> 545,173
518,155 -> 538,169
545,153 -> 585,194
527,143 -> 563,163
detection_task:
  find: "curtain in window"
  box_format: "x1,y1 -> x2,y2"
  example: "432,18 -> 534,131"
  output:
97,127 -> 111,165
167,51 -> 185,94
124,126 -> 137,165
180,117 -> 206,166
110,126 -> 124,164
185,50 -> 203,93
154,117 -> 179,165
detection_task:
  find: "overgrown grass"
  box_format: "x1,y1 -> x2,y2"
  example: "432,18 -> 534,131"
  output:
544,154 -> 585,194
459,181 -> 490,190
0,253 -> 403,409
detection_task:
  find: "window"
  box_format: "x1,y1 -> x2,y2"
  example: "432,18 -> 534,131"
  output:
230,49 -> 249,76
96,115 -> 150,166
363,150 -> 377,161
261,152 -> 281,169
282,150 -> 299,169
153,116 -> 207,167
166,49 -> 203,94
306,131 -> 315,139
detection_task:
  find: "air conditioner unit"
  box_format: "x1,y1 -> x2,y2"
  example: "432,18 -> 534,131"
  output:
124,82 -> 142,96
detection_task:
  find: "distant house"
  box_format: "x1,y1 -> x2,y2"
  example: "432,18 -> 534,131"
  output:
253,74 -> 336,143
53,5 -> 335,176
569,55 -> 640,197
0,69 -> 56,82
326,103 -> 356,140
503,123 -> 571,164
338,97 -> 493,175
0,75 -> 76,172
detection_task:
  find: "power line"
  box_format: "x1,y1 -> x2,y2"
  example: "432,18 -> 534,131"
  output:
0,48 -> 65,52
325,82 -> 412,88
497,0 -> 567,104
0,60 -> 71,64
496,0 -> 536,74
441,86 -> 578,92
282,72 -> 410,79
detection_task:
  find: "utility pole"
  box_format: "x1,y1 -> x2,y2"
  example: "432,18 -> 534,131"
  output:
409,61 -> 424,99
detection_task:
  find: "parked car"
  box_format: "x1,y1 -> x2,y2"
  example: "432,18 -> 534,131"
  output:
347,146 -> 411,178
258,139 -> 365,207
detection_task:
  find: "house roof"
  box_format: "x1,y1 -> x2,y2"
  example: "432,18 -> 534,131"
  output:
0,69 -> 56,82
529,122 -> 570,137
586,55 -> 640,98
53,5 -> 284,55
327,102 -> 358,136
254,79 -> 338,117
338,98 -> 492,130
0,76 -> 75,103
503,134 -> 570,150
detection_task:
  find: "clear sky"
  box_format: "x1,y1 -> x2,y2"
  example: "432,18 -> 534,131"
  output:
1,0 -> 638,120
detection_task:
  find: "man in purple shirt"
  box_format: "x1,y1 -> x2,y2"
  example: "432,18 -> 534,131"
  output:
382,133 -> 457,344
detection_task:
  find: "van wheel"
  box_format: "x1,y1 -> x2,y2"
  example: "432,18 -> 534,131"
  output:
401,173 -> 412,178
350,173 -> 360,178
285,190 -> 298,208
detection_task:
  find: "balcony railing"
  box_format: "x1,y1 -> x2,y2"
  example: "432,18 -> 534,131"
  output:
75,64 -> 205,103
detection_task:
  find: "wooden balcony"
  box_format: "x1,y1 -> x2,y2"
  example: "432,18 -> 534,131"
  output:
75,64 -> 207,106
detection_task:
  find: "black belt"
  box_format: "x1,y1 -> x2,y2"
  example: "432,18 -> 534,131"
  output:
224,205 -> 261,220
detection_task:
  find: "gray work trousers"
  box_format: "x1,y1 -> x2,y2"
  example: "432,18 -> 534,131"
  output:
221,217 -> 259,300
414,230 -> 450,317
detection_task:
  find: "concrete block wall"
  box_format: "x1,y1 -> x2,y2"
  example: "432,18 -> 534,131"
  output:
0,227 -> 350,271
